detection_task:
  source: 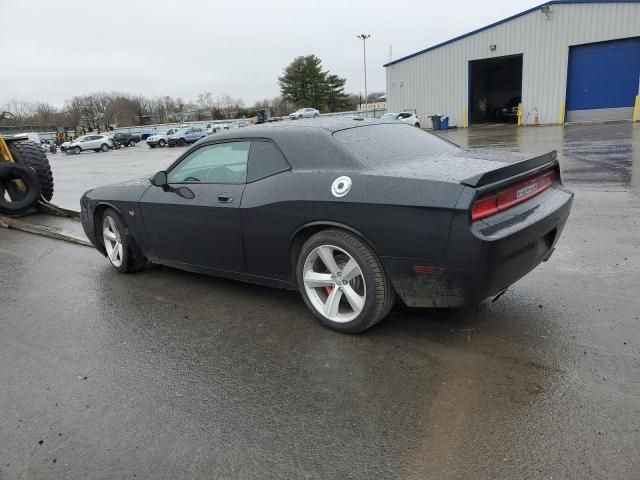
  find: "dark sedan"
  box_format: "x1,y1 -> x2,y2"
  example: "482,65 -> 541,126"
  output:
80,118 -> 573,333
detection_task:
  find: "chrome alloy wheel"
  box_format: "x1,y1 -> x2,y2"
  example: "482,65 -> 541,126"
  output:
102,215 -> 123,268
302,245 -> 366,323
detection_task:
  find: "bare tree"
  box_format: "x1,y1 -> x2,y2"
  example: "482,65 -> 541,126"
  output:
2,99 -> 35,122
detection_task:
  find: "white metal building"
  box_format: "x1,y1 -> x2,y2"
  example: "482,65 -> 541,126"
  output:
385,0 -> 640,127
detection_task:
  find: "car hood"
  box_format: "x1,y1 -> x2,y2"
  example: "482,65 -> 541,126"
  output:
369,149 -> 529,184
83,175 -> 154,203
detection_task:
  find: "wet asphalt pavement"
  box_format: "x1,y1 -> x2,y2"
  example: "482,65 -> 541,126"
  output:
1,123 -> 639,479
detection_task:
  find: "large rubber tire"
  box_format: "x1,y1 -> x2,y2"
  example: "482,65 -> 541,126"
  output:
100,143 -> 109,152
0,163 -> 42,214
296,229 -> 396,333
100,208 -> 147,273
7,140 -> 54,202
159,139 -> 166,147
128,139 -> 135,147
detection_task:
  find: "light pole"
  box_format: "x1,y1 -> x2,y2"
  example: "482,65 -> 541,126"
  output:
357,34 -> 371,115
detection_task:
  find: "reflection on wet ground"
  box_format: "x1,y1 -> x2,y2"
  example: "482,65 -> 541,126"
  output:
438,122 -> 640,191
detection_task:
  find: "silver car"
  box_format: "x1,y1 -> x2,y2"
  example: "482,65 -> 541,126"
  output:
289,108 -> 320,119
66,134 -> 114,155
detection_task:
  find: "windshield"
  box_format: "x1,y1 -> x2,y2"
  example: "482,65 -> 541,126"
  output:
333,123 -> 459,167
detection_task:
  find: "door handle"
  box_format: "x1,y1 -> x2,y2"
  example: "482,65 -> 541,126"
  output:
218,193 -> 234,203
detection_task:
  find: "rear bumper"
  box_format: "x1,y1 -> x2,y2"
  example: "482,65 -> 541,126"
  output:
383,185 -> 574,308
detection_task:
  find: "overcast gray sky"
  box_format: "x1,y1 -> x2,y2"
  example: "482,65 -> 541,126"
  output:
0,0 -> 540,107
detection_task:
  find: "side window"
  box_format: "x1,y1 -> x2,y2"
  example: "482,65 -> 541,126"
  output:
168,141 -> 250,184
247,141 -> 290,182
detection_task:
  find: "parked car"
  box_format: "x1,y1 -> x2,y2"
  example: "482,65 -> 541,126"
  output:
111,132 -> 141,147
65,134 -> 114,154
167,127 -> 207,147
80,118 -> 573,333
381,112 -> 422,127
146,128 -> 180,148
289,108 -> 319,119
140,129 -> 157,140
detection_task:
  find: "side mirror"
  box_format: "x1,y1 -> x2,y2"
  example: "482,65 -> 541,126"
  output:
151,170 -> 168,187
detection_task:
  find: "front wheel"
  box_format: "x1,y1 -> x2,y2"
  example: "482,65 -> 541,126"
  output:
100,208 -> 146,273
101,143 -> 109,152
159,139 -> 166,147
74,146 -> 81,155
296,229 -> 395,333
414,122 -> 421,128
128,139 -> 135,147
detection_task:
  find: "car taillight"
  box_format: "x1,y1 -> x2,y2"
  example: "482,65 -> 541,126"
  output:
471,170 -> 555,221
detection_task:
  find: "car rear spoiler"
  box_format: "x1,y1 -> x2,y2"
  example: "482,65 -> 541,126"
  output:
461,150 -> 558,190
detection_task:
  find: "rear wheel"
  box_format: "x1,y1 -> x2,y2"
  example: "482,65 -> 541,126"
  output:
7,140 -> 54,202
100,208 -> 146,273
296,229 -> 395,333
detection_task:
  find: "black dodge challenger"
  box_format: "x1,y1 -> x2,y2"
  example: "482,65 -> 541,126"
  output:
81,118 -> 573,333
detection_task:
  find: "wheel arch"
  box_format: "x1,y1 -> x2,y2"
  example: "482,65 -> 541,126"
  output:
289,221 -> 379,277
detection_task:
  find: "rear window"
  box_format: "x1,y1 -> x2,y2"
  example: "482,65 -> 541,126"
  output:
333,123 -> 458,167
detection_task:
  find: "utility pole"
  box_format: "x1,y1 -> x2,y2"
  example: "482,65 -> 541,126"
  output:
357,34 -> 371,115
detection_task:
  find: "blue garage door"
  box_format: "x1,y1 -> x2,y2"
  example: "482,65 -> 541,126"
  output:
566,37 -> 640,121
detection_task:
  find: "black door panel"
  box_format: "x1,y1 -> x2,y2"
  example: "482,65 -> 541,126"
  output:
140,183 -> 245,271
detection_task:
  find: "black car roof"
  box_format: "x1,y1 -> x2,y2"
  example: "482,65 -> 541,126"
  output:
211,117 -> 392,139
196,118 -> 399,171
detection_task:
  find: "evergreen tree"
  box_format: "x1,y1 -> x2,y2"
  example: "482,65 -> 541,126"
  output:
326,74 -> 349,112
279,55 -> 332,109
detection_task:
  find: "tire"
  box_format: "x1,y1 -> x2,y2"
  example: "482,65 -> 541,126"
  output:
177,138 -> 186,146
74,146 -> 81,155
128,139 -> 135,147
100,208 -> 146,273
415,122 -> 421,128
314,113 -> 318,118
100,143 -> 109,152
296,229 -> 395,333
159,139 -> 166,147
7,140 -> 54,202
0,163 -> 41,214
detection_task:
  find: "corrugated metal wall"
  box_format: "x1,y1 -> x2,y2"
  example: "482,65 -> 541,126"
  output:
385,3 -> 640,126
